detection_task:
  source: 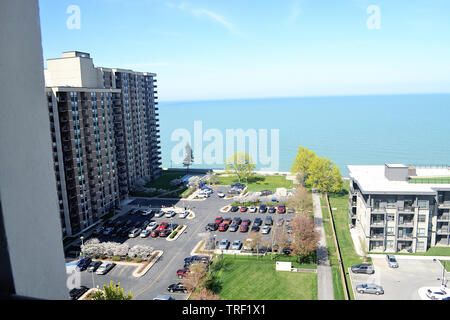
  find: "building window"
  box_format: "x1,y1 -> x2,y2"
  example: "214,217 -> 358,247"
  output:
418,228 -> 426,236
418,215 -> 426,223
387,227 -> 395,236
418,200 -> 428,209
386,240 -> 394,249
417,242 -> 425,251
387,214 -> 395,221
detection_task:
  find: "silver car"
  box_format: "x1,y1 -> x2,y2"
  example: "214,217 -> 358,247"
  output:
219,239 -> 230,250
128,228 -> 141,238
261,226 -> 271,234
356,283 -> 384,295
165,210 -> 176,218
231,240 -> 242,250
179,211 -> 189,219
386,255 -> 399,268
96,262 -> 116,275
155,210 -> 165,218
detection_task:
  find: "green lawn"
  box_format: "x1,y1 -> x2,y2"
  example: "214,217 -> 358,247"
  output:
145,170 -> 187,190
217,175 -> 294,192
209,255 -> 317,300
371,246 -> 450,257
328,183 -> 369,300
320,196 -> 346,300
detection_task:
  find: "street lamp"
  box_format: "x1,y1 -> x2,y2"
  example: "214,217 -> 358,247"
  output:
80,236 -> 85,258
433,259 -> 448,288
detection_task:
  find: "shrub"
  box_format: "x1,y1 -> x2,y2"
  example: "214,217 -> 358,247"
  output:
111,256 -> 121,261
126,256 -> 132,262
135,258 -> 142,263
169,231 -> 178,239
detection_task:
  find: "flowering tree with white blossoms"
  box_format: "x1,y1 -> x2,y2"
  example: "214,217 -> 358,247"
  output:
127,245 -> 154,260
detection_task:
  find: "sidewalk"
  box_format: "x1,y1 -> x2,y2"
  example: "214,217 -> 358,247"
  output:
312,193 -> 335,300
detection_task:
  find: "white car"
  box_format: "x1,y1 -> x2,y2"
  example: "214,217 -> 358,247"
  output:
249,206 -> 257,213
165,210 -> 176,218
217,192 -> 225,198
141,209 -> 153,216
179,211 -> 190,219
140,229 -> 151,238
197,193 -> 209,198
261,226 -> 271,234
96,262 -> 116,275
128,228 -> 141,238
146,221 -> 158,231
155,211 -> 165,218
426,288 -> 450,300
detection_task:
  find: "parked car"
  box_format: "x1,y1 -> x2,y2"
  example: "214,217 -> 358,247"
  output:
177,268 -> 190,278
155,210 -> 165,218
239,224 -> 249,233
249,206 -> 257,213
356,284 -> 384,295
229,223 -> 238,232
426,288 -> 449,300
260,190 -> 273,196
158,222 -> 169,230
261,226 -> 271,234
168,223 -> 179,231
233,217 -> 242,225
223,217 -> 233,225
69,286 -> 89,300
96,262 -> 116,275
259,204 -> 267,213
103,227 -> 114,236
111,227 -> 122,237
254,217 -> 262,227
76,258 -> 92,272
214,217 -> 224,224
93,226 -> 104,236
165,210 -> 176,218
386,255 -> 399,268
240,206 -> 248,212
151,229 -> 160,238
218,223 -> 229,232
197,192 -> 209,198
159,229 -> 171,237
219,239 -> 230,250
242,219 -> 251,226
217,191 -> 225,198
128,208 -> 139,215
268,206 -> 276,214
167,283 -> 188,293
264,216 -> 273,226
351,264 -> 375,274
282,247 -> 292,255
287,207 -> 295,214
205,223 -> 219,232
141,209 -> 154,216
140,229 -> 151,238
153,295 -> 176,300
87,261 -> 102,273
179,211 -> 190,219
251,225 -> 260,232
128,228 -> 141,238
184,256 -> 210,265
230,206 -> 239,212
276,218 -> 285,226
146,221 -> 158,231
278,205 -> 286,213
231,240 -> 243,250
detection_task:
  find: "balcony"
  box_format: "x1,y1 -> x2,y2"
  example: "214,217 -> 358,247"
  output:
371,207 -> 386,213
437,227 -> 450,235
437,212 -> 450,221
438,201 -> 450,209
397,205 -> 415,213
370,233 -> 385,239
370,220 -> 385,227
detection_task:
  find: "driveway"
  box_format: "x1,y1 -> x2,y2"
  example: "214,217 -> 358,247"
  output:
349,255 -> 445,300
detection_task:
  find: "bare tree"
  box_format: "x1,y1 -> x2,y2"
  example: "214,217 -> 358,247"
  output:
272,224 -> 292,255
182,263 -> 208,293
290,215 -> 319,263
288,186 -> 313,216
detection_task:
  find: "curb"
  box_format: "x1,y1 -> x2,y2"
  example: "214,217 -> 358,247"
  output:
166,225 -> 187,242
132,250 -> 163,278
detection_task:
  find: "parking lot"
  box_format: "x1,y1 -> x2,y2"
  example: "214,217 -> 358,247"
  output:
70,185 -> 297,300
349,255 -> 446,300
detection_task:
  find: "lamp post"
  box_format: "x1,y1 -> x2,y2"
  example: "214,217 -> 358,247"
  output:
80,236 -> 85,258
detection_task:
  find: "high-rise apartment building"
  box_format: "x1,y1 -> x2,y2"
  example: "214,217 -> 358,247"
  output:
45,52 -> 161,238
348,164 -> 450,253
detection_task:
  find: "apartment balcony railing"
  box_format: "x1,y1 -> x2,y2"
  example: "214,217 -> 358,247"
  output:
437,213 -> 450,221
437,228 -> 450,235
397,206 -> 415,213
370,233 -> 385,239
439,201 -> 450,209
398,220 -> 414,227
371,207 -> 386,213
397,233 -> 414,240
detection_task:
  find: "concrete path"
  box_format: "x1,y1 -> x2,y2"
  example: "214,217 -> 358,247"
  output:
313,193 -> 335,300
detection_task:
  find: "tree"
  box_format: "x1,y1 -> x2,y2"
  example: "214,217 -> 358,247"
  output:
182,263 -> 208,293
190,287 -> 221,300
92,281 -> 133,300
291,147 -> 317,185
306,156 -> 343,193
183,143 -> 194,173
288,186 -> 313,216
248,231 -> 264,255
225,152 -> 256,183
290,215 -> 319,263
272,224 -> 291,255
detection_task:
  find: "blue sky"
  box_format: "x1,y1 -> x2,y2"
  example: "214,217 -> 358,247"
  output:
39,0 -> 450,101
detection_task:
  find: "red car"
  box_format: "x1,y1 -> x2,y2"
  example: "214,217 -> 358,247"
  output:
158,222 -> 169,230
223,218 -> 232,225
278,205 -> 286,213
177,268 -> 190,278
242,219 -> 251,226
214,217 -> 223,224
218,223 -> 229,232
240,206 -> 248,212
159,229 -> 171,237
151,229 -> 160,238
239,224 -> 249,232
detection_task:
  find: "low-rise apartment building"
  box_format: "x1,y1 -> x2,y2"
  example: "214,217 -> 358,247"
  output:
348,164 -> 450,253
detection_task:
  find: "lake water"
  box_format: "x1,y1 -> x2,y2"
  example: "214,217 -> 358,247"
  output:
158,94 -> 450,177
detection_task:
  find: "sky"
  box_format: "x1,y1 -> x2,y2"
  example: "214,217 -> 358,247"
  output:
38,0 -> 450,102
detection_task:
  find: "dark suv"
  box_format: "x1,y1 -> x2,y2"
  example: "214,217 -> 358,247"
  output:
76,258 -> 92,272
351,264 -> 374,274
69,286 -> 89,300
259,204 -> 267,213
205,223 -> 219,231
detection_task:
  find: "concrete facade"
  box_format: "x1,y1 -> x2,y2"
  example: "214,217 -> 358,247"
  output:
0,0 -> 68,299
348,164 -> 450,253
